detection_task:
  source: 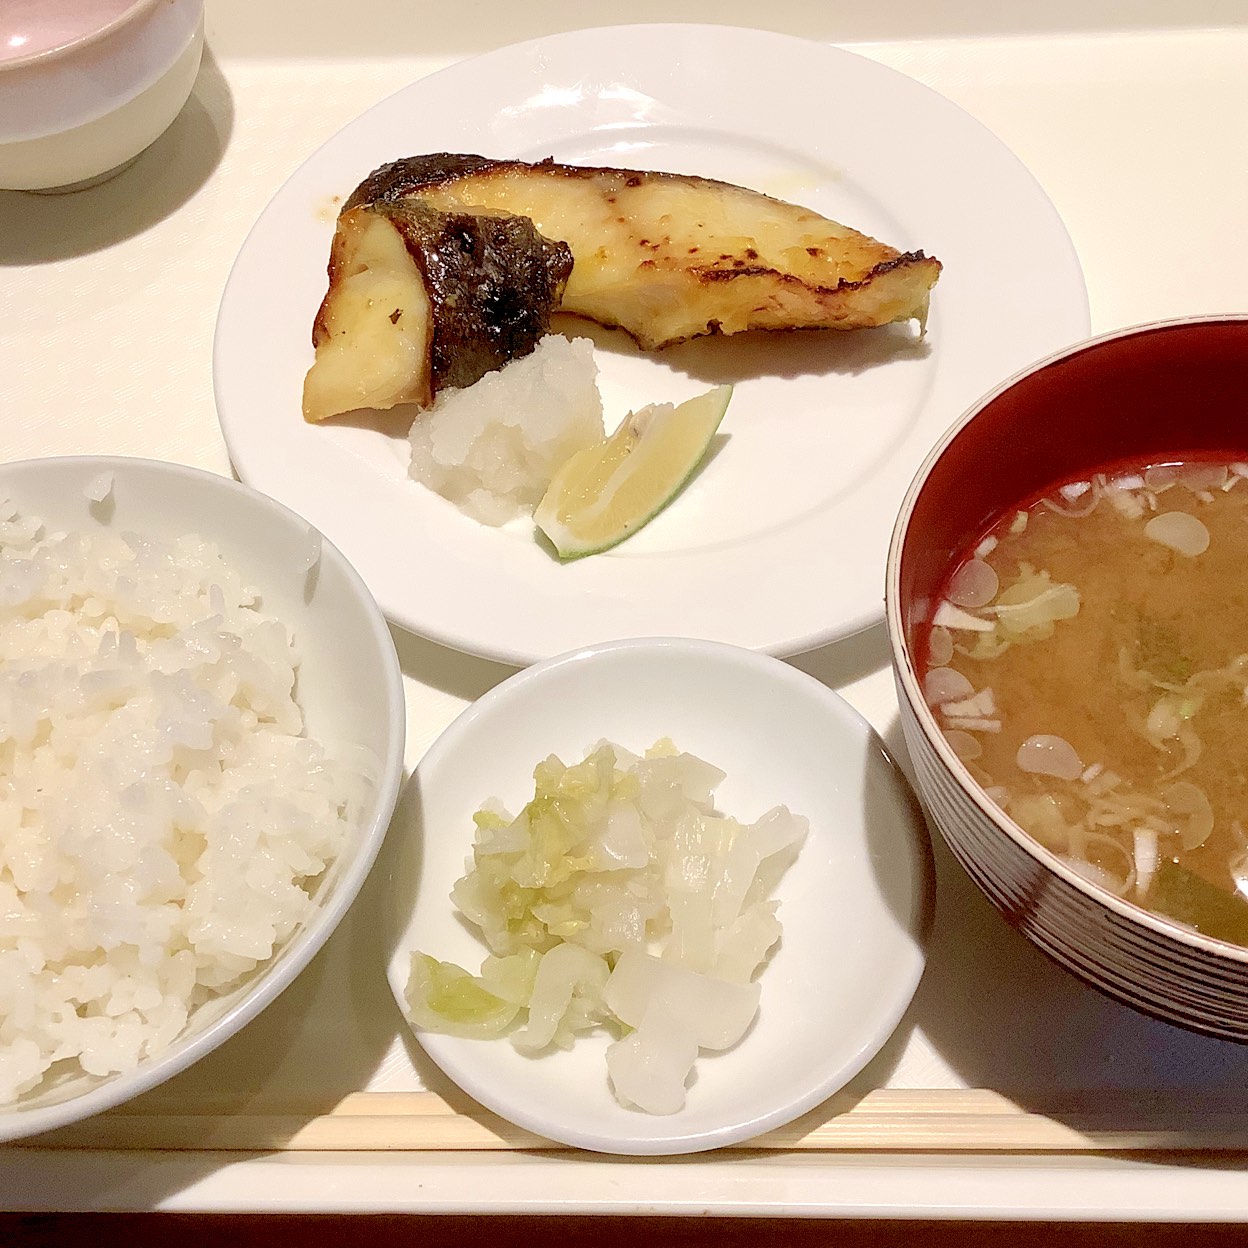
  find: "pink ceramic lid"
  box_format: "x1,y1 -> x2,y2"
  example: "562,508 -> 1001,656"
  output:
0,0 -> 139,64
0,0 -> 201,145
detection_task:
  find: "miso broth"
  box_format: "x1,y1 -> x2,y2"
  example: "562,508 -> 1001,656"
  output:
923,458 -> 1248,945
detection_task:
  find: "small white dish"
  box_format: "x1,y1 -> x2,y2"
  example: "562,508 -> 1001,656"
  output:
0,456 -> 405,1143
215,23 -> 1088,665
0,0 -> 204,191
385,637 -> 932,1155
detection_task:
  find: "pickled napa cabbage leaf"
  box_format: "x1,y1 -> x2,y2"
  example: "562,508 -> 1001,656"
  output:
402,739 -> 808,1113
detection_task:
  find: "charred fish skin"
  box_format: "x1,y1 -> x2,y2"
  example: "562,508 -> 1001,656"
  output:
303,195 -> 572,422
343,153 -> 942,350
371,199 -> 573,393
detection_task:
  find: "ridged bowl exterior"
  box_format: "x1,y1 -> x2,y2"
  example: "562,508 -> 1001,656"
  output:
886,316 -> 1248,1041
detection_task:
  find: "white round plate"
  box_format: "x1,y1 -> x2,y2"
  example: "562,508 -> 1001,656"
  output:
384,637 -> 932,1155
214,24 -> 1089,665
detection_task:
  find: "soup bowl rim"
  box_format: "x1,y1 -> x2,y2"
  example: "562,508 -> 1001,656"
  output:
886,311 -> 1248,967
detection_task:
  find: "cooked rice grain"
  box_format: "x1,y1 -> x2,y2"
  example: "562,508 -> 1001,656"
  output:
0,509 -> 374,1102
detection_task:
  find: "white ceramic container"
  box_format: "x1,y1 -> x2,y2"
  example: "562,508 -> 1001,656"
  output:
0,0 -> 204,191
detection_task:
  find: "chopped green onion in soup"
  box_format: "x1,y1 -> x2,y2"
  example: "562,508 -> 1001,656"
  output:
922,457 -> 1248,943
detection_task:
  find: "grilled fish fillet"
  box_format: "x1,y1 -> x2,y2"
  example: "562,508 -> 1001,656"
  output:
303,197 -> 571,422
304,153 -> 941,421
349,154 -> 941,348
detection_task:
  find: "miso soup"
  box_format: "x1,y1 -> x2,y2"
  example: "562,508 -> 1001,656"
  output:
922,457 -> 1248,945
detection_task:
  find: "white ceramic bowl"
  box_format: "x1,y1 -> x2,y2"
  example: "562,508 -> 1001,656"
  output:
0,455 -> 405,1142
0,0 -> 204,191
386,637 -> 932,1155
886,316 -> 1248,1040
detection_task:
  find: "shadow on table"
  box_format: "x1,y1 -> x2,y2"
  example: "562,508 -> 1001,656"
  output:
391,626 -> 518,706
918,824 -> 1248,1072
0,46 -> 234,266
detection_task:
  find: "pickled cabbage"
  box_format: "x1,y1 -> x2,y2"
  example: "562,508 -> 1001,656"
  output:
404,739 -> 808,1113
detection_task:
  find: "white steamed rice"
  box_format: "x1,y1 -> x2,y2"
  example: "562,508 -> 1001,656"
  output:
0,501 -> 374,1103
407,334 -> 604,525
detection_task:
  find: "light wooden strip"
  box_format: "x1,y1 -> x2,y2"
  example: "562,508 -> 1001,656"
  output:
21,1087 -> 1248,1154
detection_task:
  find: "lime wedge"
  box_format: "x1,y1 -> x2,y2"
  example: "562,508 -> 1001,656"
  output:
535,385 -> 732,558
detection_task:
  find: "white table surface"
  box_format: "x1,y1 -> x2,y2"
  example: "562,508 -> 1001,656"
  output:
3,0 -> 1248,1217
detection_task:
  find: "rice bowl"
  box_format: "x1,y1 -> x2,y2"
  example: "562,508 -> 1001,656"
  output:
0,456 -> 405,1142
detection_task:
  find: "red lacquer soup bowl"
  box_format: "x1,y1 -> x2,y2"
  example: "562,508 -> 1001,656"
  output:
885,315 -> 1248,1040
